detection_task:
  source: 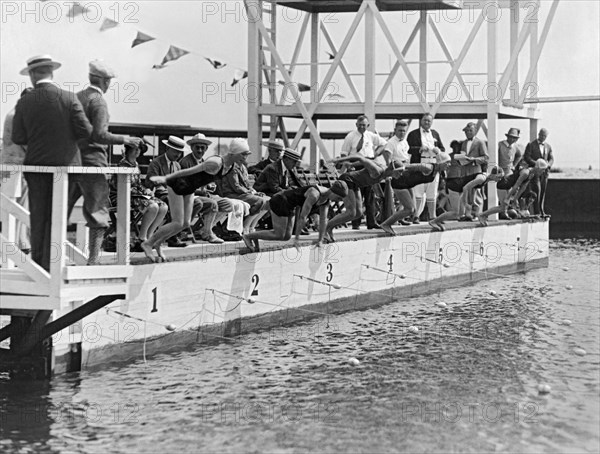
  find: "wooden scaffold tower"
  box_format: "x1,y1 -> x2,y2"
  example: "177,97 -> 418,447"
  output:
245,0 -> 560,206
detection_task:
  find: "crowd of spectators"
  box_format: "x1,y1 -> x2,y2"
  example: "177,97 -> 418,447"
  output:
2,54 -> 554,268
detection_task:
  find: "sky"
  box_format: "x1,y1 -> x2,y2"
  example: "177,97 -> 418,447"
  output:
1,0 -> 599,167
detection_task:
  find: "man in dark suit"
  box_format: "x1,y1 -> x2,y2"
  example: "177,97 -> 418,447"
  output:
68,60 -> 142,264
248,139 -> 284,176
12,55 -> 92,272
253,147 -> 301,196
523,128 -> 554,215
406,113 -> 445,222
145,136 -> 187,247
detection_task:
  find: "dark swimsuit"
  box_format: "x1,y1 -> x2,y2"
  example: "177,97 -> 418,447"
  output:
391,164 -> 440,190
339,167 -> 385,191
168,157 -> 233,196
269,185 -> 326,217
445,173 -> 477,193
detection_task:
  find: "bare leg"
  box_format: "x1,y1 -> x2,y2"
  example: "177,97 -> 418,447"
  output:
243,213 -> 294,250
148,203 -> 168,238
142,190 -> 189,258
138,203 -> 159,241
325,191 -> 361,241
381,189 -> 415,234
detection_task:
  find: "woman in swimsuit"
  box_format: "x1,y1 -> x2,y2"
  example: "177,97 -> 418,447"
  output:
242,181 -> 348,253
379,151 -> 452,235
141,137 -> 249,262
478,159 -> 548,226
429,165 -> 504,231
324,155 -> 405,242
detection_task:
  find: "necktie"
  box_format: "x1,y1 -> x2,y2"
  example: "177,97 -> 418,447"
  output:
169,161 -> 174,174
356,134 -> 364,153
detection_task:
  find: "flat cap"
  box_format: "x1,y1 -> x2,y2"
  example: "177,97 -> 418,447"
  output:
89,60 -> 116,78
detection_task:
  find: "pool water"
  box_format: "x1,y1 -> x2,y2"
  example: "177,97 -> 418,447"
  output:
1,239 -> 599,453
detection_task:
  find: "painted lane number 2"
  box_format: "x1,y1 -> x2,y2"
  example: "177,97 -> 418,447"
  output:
251,274 -> 260,296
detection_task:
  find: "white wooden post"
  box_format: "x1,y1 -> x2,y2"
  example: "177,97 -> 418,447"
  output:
364,0 -> 376,127
246,0 -> 262,161
1,170 -> 20,268
419,10 -> 428,103
487,1 -> 499,215
116,173 -> 131,265
310,11 -> 319,170
50,168 -> 69,297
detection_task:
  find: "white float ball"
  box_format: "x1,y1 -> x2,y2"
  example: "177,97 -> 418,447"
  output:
436,302 -> 447,308
489,290 -> 497,296
573,348 -> 587,356
565,285 -> 573,290
408,326 -> 419,334
537,384 -> 551,394
561,319 -> 572,326
165,324 -> 176,332
348,357 -> 360,366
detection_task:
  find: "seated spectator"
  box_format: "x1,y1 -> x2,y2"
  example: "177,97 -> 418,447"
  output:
118,142 -> 168,249
218,150 -> 270,234
242,181 -> 348,252
248,139 -> 284,176
181,133 -> 236,242
253,147 -> 301,196
144,136 -> 187,248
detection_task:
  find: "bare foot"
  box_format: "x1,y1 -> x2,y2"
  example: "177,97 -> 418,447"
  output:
154,244 -> 167,262
324,228 -> 335,243
428,220 -> 444,232
140,241 -> 156,262
478,215 -> 488,227
252,239 -> 260,252
242,234 -> 256,252
380,223 -> 396,236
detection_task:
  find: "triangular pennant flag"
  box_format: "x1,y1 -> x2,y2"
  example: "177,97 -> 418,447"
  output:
161,45 -> 189,65
152,64 -> 167,70
100,18 -> 119,31
231,69 -> 248,87
326,51 -> 336,60
67,3 -> 88,18
278,81 -> 311,92
132,31 -> 156,48
205,58 -> 227,69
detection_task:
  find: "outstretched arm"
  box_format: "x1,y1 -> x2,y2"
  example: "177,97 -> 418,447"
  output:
150,158 -> 220,185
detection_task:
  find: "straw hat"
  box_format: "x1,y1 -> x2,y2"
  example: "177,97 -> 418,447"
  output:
161,136 -> 187,151
20,55 -> 61,75
187,133 -> 212,146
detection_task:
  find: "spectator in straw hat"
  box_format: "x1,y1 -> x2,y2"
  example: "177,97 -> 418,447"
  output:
253,147 -> 302,197
12,54 -> 92,271
248,139 -> 284,176
181,133 -> 239,241
67,59 -> 143,264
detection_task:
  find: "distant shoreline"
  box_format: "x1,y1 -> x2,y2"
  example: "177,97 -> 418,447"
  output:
549,168 -> 600,179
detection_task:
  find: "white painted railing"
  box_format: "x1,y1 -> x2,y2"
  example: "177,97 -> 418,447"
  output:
1,165 -> 136,310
